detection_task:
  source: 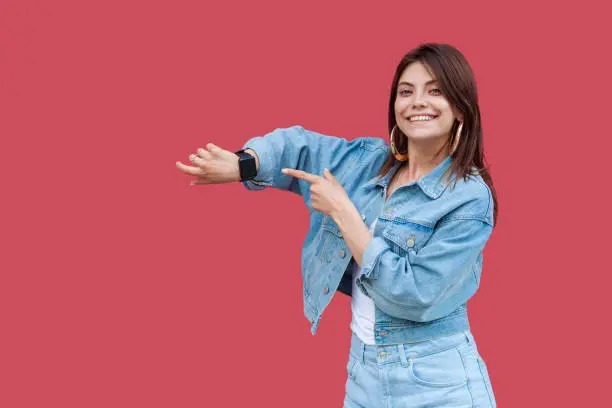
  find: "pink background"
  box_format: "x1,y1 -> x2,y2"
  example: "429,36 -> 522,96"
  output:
1,0 -> 610,406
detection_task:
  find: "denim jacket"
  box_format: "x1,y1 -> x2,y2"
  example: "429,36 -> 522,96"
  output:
241,125 -> 494,344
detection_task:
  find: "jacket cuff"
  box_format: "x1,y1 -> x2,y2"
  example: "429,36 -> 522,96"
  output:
361,236 -> 389,279
241,179 -> 271,190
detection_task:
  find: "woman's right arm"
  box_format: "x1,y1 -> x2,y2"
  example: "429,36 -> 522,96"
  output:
239,125 -> 366,197
177,125 -> 376,202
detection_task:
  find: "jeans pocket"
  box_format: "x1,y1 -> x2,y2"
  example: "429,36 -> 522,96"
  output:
457,343 -> 497,407
347,355 -> 359,384
408,346 -> 468,388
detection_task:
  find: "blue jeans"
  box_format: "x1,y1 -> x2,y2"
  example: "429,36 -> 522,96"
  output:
344,331 -> 496,407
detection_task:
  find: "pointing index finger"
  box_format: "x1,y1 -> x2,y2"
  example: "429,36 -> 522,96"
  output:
281,168 -> 320,183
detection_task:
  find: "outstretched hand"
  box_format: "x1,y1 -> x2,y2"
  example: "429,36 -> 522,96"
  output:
175,143 -> 241,185
281,167 -> 352,219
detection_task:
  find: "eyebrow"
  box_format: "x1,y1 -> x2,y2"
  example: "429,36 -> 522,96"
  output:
398,79 -> 439,86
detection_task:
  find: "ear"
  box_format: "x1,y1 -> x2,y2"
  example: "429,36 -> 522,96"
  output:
452,108 -> 463,123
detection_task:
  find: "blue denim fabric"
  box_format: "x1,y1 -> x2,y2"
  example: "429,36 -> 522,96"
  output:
241,126 -> 495,344
344,330 -> 496,407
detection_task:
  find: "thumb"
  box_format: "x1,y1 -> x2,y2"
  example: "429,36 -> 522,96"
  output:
323,168 -> 338,183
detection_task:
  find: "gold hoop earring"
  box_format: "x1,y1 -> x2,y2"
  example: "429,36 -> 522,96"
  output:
450,121 -> 463,155
389,125 -> 409,162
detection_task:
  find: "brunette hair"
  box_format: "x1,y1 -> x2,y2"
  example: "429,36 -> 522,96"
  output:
379,43 -> 498,226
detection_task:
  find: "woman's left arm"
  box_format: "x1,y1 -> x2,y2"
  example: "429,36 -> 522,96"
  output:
333,203 -> 374,267
354,216 -> 493,322
280,167 -> 377,267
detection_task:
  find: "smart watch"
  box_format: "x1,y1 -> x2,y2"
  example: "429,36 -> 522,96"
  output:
234,149 -> 258,181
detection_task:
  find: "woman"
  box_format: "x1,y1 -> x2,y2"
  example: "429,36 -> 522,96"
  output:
176,43 -> 498,407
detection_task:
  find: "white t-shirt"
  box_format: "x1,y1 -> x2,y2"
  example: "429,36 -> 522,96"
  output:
350,218 -> 378,345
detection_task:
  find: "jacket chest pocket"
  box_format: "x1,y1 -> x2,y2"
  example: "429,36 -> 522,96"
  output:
379,218 -> 434,257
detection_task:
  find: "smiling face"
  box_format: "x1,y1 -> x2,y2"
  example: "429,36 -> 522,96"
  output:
394,61 -> 461,148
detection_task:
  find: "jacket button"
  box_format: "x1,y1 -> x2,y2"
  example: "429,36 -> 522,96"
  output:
323,285 -> 330,294
338,249 -> 346,258
407,236 -> 415,248
361,213 -> 366,221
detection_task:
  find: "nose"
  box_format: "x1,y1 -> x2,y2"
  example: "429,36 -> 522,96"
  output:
411,92 -> 429,108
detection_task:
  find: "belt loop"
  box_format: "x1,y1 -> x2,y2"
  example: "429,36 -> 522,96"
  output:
397,343 -> 409,368
361,343 -> 366,365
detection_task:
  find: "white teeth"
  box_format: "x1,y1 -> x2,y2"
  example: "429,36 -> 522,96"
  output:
409,115 -> 436,122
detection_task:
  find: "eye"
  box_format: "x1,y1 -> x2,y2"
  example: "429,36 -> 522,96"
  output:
430,88 -> 442,95
398,89 -> 412,96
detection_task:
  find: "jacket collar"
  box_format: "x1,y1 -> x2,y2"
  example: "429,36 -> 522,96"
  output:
372,155 -> 454,199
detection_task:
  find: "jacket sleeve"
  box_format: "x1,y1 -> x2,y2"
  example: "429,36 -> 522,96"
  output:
239,125 -> 369,197
356,216 -> 493,322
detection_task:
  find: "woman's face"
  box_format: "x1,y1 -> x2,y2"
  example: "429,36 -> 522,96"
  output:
394,61 -> 460,146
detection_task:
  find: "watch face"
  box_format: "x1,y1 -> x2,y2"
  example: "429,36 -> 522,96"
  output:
239,154 -> 257,180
